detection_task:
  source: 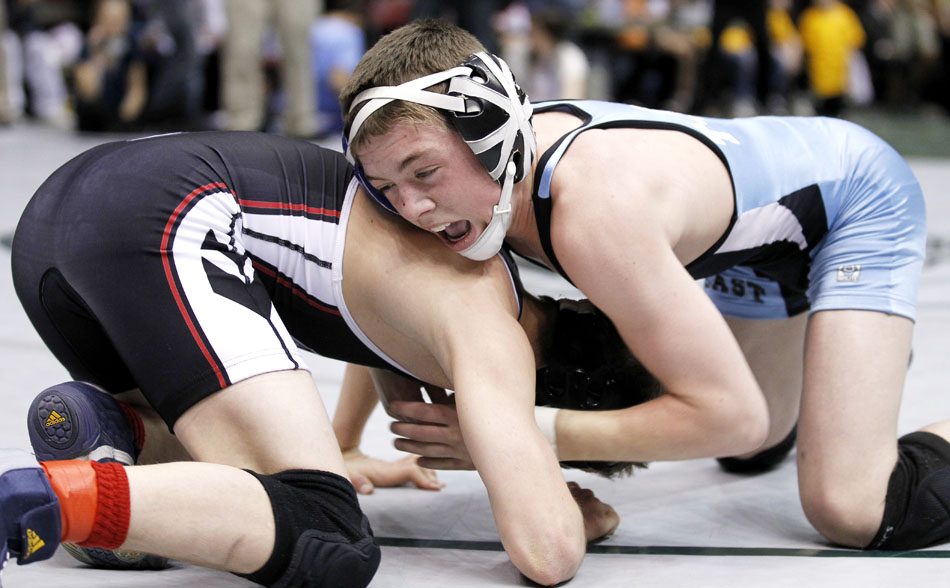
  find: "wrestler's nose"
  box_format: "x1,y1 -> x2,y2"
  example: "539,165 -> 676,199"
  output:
396,186 -> 436,222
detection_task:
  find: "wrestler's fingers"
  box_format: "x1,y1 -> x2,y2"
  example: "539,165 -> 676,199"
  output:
417,457 -> 476,471
349,471 -> 375,495
393,438 -> 460,459
409,464 -> 446,490
390,421 -> 461,443
390,400 -> 458,424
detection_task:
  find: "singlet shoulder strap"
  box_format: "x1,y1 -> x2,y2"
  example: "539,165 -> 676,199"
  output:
497,248 -> 525,320
530,101 -> 594,286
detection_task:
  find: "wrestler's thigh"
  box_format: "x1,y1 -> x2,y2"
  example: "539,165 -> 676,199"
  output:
797,309 -> 911,545
173,369 -> 348,478
725,313 -> 805,452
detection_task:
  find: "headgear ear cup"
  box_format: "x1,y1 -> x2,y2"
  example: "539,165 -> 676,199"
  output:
446,53 -> 535,183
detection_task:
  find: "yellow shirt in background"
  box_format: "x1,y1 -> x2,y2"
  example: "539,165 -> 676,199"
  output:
799,2 -> 865,97
769,9 -> 798,45
718,10 -> 799,55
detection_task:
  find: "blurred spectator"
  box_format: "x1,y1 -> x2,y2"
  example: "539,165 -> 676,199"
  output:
0,0 -> 11,124
411,0 -> 503,54
523,6 -> 590,100
715,0 -> 804,115
693,0 -> 772,115
1,1 -> 26,125
132,0 -> 210,129
611,0 -> 676,108
580,0 -> 627,26
799,0 -> 865,116
768,0 -> 804,113
193,0 -> 226,121
364,0 -> 411,40
857,0 -> 895,102
9,0 -> 85,126
72,0 -> 147,131
717,17 -> 761,115
0,0 -> 945,133
495,0 -> 532,85
568,0 -> 636,102
925,0 -> 950,113
310,0 -> 365,137
884,0 -> 940,109
222,0 -> 318,137
23,21 -> 82,126
605,0 -> 710,111
652,0 -> 711,112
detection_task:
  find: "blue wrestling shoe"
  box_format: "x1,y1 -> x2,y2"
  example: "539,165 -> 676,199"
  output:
28,381 -> 141,466
26,381 -> 169,571
1,449 -> 61,586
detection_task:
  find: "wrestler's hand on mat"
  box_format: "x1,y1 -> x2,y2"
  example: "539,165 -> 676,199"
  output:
342,447 -> 445,494
569,482 -> 621,542
388,401 -> 476,470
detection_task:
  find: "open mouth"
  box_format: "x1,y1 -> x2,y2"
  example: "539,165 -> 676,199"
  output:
442,220 -> 470,243
431,220 -> 471,243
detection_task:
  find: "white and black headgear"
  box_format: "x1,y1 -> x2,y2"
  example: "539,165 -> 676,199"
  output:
343,52 -> 536,260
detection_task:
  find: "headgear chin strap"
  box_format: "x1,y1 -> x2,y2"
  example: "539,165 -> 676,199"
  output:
460,161 -> 516,261
344,52 -> 535,258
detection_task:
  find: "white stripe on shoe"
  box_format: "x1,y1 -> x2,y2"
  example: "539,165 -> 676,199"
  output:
85,446 -> 135,466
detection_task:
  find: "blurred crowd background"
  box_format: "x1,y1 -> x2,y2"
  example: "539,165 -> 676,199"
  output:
0,0 -> 947,139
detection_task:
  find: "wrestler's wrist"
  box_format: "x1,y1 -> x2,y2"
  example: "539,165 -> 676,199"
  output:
534,406 -> 560,456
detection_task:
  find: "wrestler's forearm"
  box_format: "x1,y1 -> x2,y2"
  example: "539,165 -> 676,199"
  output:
556,391 -> 769,462
450,319 -> 585,585
332,364 -> 379,452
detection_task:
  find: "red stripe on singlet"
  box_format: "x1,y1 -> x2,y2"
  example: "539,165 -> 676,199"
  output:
160,182 -> 230,389
237,199 -> 341,218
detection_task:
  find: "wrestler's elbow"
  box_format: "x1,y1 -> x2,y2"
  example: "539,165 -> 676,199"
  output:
711,386 -> 770,456
507,528 -> 585,586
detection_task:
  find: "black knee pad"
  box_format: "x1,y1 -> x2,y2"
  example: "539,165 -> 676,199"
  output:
867,431 -> 950,550
717,425 -> 797,474
240,469 -> 380,588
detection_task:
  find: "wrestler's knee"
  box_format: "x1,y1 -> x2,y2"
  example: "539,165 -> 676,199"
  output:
240,469 -> 380,587
801,432 -> 950,550
799,481 -> 883,548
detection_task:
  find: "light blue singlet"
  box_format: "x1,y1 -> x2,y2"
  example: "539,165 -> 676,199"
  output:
530,100 -> 926,320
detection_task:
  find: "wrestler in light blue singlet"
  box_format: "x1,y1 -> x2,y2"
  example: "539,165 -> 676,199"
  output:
530,100 -> 926,321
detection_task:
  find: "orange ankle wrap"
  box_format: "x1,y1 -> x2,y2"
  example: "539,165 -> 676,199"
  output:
41,460 -> 97,543
40,460 -> 130,548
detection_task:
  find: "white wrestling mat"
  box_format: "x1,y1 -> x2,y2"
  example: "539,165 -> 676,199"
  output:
1,123 -> 948,587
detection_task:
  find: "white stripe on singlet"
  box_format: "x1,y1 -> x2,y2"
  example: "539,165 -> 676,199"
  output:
332,179 -> 422,380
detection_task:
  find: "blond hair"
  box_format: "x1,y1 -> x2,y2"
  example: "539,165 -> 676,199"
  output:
340,19 -> 485,154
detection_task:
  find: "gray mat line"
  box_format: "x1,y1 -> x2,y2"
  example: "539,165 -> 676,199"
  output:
375,537 -> 950,558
